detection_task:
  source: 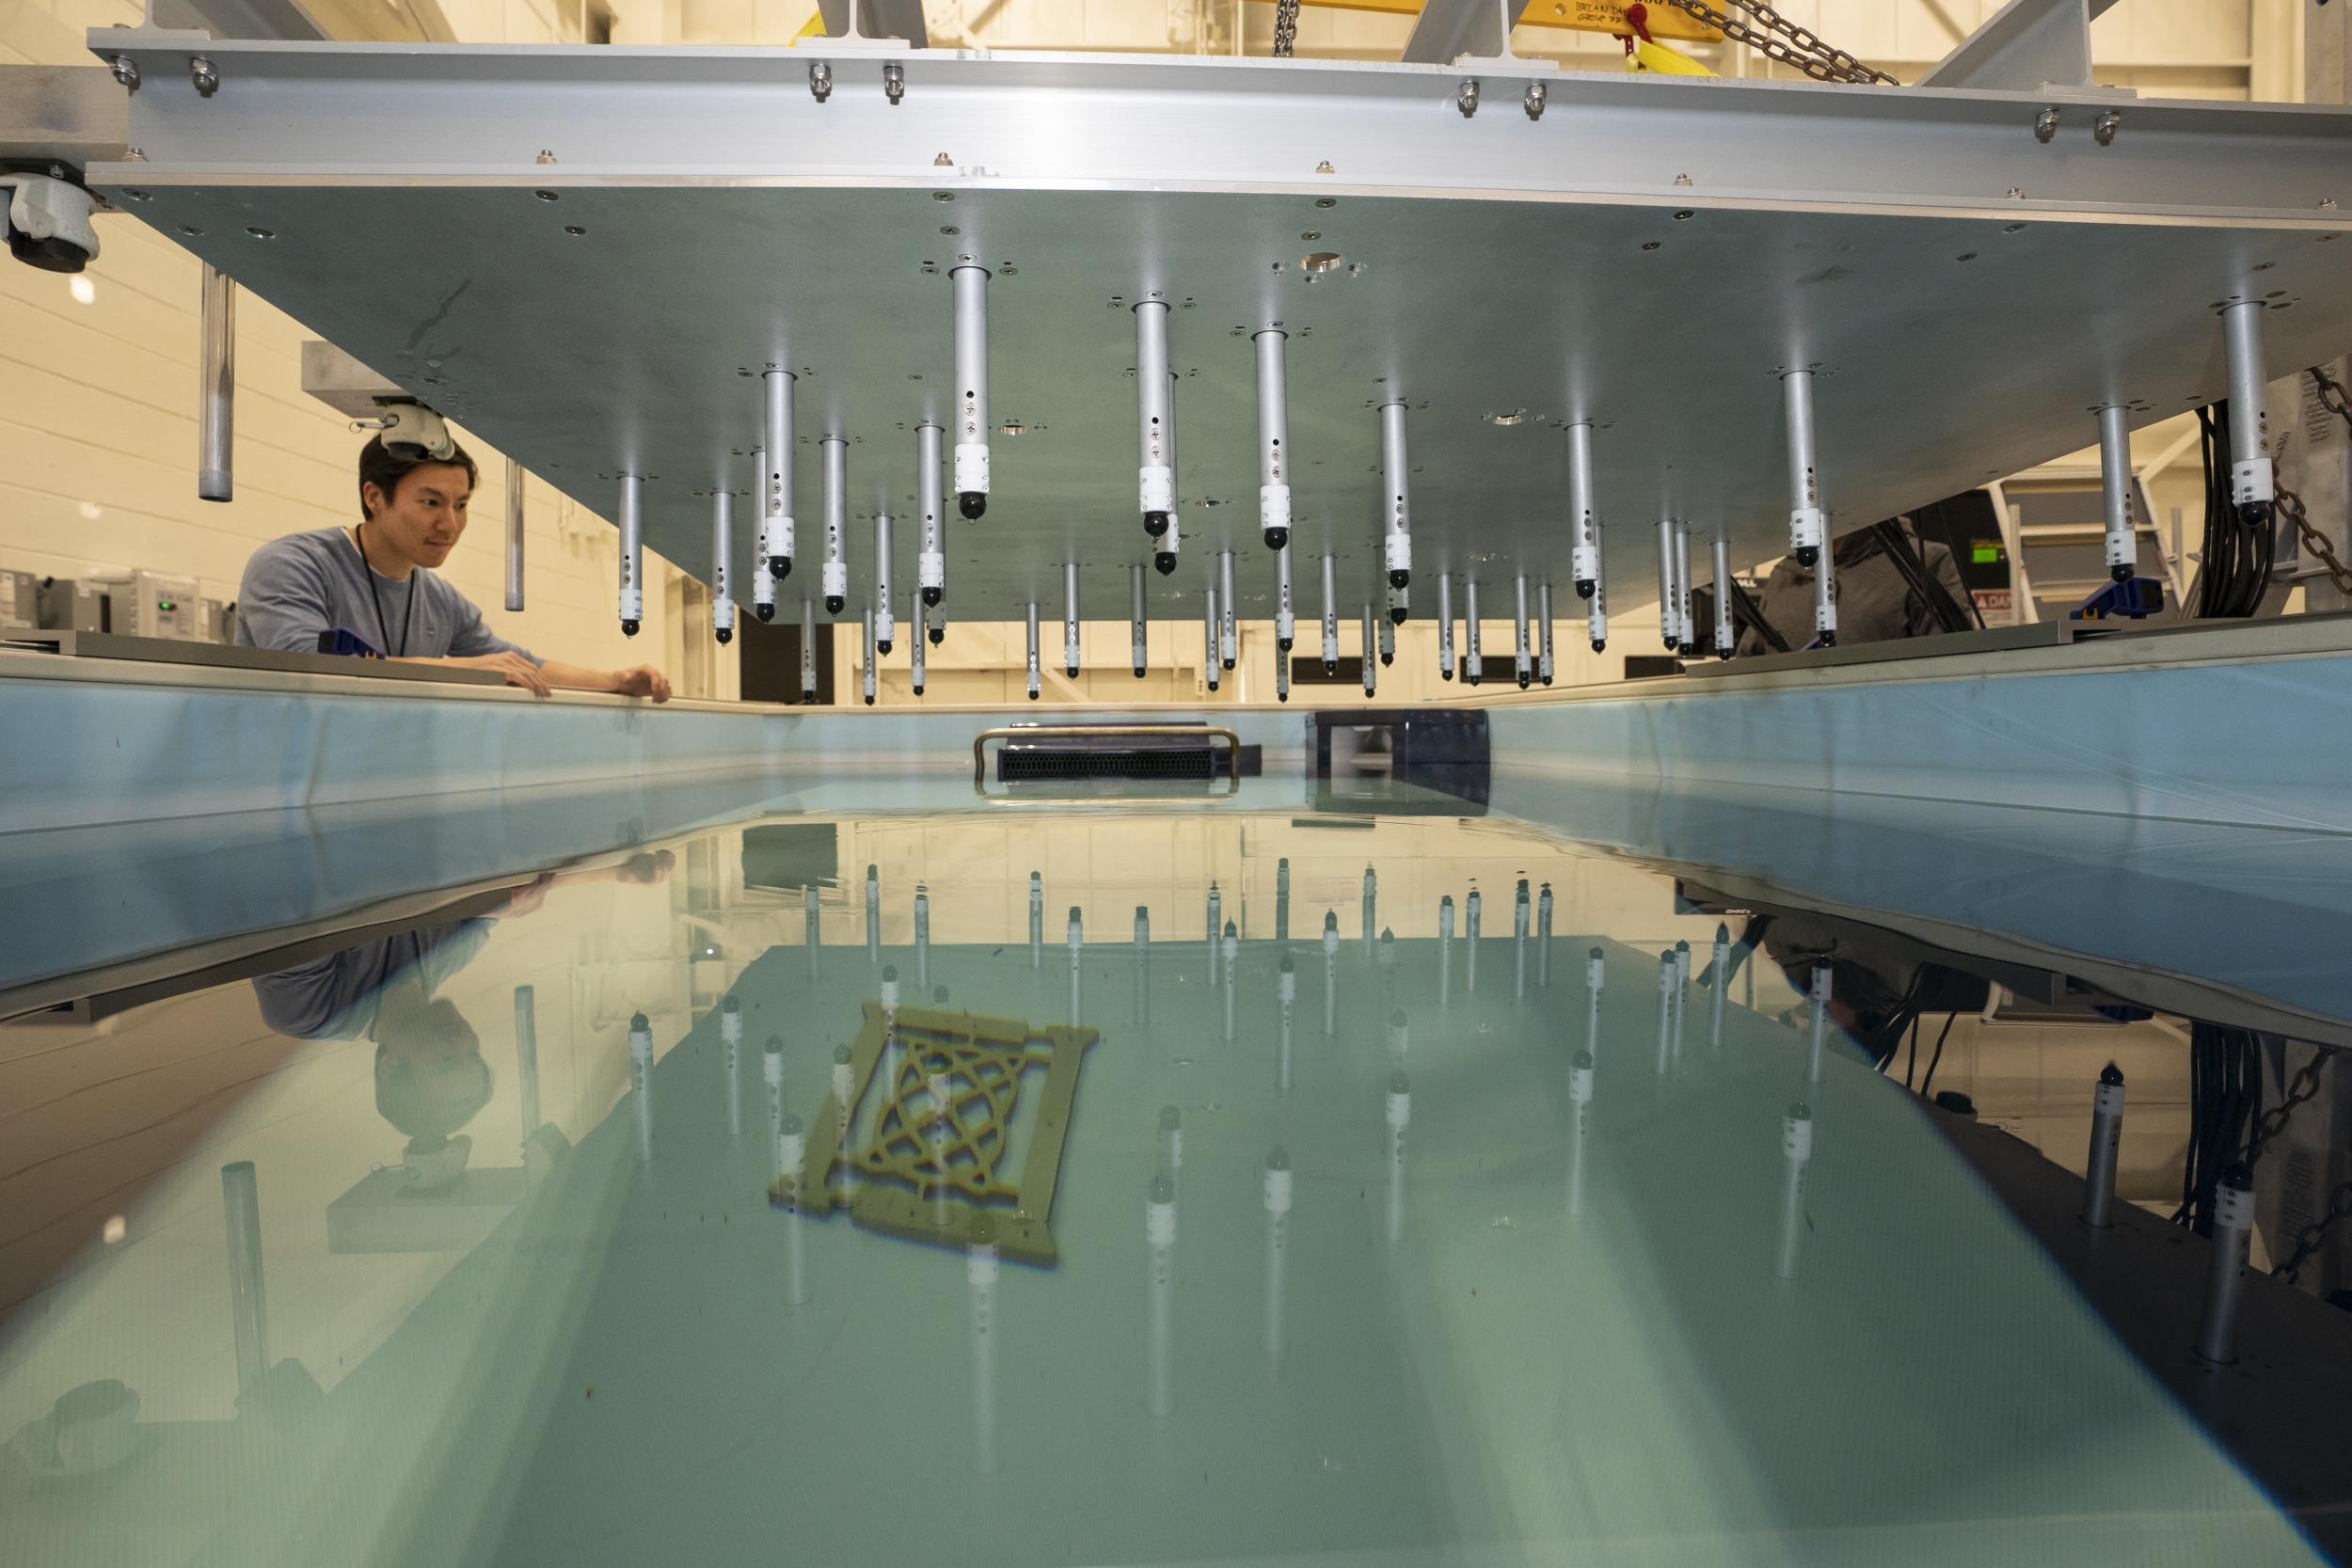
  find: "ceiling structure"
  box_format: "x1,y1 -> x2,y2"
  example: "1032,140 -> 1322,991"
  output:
86,37 -> 2352,626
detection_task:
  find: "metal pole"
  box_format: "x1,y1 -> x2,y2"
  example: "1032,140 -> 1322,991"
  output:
1025,601 -> 1041,700
2097,404 -> 2137,583
2195,1163 -> 2256,1363
1538,580 -> 1554,685
1566,420 -> 1598,597
1438,571 -> 1455,680
1064,561 -> 1082,678
1202,586 -> 1219,693
1711,530 -> 1733,657
861,603 -> 876,705
873,513 -> 895,652
1255,326 -> 1291,548
1513,575 -> 1531,688
2081,1063 -> 2125,1228
799,597 -> 818,702
910,593 -> 926,695
1275,539 -> 1295,653
198,263 -> 234,502
1782,368 -> 1825,565
1464,580 -> 1482,686
1136,296 -> 1173,535
1218,549 -> 1237,669
1805,962 -> 1832,1082
1656,517 -> 1678,650
504,460 -> 526,611
2221,301 -> 2275,516
1772,1103 -> 1812,1280
711,488 -> 736,643
616,472 -> 643,636
1360,602 -> 1376,694
1379,399 -> 1412,588
951,261 -> 991,517
1131,563 -> 1148,677
917,420 -> 945,605
820,436 -> 848,614
516,984 -> 543,1132
221,1161 -> 268,1397
1673,523 -> 1694,653
1588,531 -> 1609,652
764,368 -> 797,578
1320,553 -> 1339,673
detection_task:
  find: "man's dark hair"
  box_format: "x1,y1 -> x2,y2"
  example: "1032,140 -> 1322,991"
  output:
358,434 -> 478,520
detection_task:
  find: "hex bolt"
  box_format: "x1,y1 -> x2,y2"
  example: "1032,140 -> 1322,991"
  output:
1523,82 -> 1547,120
1456,78 -> 1480,118
2093,109 -> 2121,147
884,62 -> 905,104
189,55 -> 218,97
2194,1163 -> 2256,1364
2034,106 -> 2058,143
810,60 -> 833,101
110,54 -> 139,91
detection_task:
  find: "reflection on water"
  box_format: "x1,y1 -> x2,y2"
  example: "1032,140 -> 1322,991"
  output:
0,809 -> 2326,1566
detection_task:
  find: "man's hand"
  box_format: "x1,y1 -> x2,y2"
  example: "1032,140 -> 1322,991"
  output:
447,651 -> 553,696
612,664 -> 672,703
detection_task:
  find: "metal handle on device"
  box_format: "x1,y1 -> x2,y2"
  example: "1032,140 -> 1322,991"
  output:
972,725 -> 1244,795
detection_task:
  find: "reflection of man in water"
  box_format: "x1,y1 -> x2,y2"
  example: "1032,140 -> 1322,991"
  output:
252,854 -> 673,1185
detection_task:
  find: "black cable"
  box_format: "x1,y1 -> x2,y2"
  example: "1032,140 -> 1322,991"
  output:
1726,574 -> 1789,655
2174,1022 -> 2264,1236
1918,1013 -> 1956,1098
1869,519 -> 1975,635
2193,404 -> 2276,620
1903,1013 -> 1920,1087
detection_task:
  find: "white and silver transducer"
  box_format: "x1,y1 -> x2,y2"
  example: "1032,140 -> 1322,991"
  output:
1464,579 -> 1482,687
1711,531 -> 1734,658
951,259 -> 990,519
2094,405 -> 2140,582
1360,604 -> 1376,695
1566,420 -> 1600,599
1379,594 -> 1397,664
1587,526 -> 1609,652
617,470 -> 644,636
2222,299 -> 2275,527
861,603 -> 877,705
1782,368 -> 1836,645
799,598 -> 817,700
763,368 -> 796,584
1656,516 -> 1680,651
710,488 -> 735,644
1255,325 -> 1291,549
1218,549 -> 1237,669
1513,574 -> 1531,689
1438,573 -> 1455,680
1274,539 -> 1295,653
1379,398 -> 1412,589
917,420 -> 946,606
749,444 -> 774,623
1320,553 -> 1339,673
910,593 -> 927,696
873,512 -> 895,653
1024,601 -> 1041,700
1136,294 -> 1174,541
1130,563 -> 1148,677
1063,562 -> 1082,678
1202,587 -> 1219,693
1538,581 -> 1555,684
820,435 -> 848,614
1673,522 -> 1695,654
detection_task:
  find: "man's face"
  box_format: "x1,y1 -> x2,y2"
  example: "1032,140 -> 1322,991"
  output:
362,464 -> 472,570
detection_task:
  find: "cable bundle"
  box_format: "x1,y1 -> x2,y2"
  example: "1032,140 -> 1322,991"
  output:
2191,401 -> 2278,619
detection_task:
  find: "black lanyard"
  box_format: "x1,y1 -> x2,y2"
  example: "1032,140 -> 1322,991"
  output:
352,523 -> 416,657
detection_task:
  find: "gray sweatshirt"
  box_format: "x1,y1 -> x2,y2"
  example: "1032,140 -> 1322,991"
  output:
236,526 -> 538,664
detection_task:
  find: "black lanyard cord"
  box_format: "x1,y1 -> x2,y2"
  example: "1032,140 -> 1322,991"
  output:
353,522 -> 417,657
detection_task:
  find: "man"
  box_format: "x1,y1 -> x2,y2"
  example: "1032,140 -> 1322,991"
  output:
237,435 -> 671,701
1735,515 -> 1973,657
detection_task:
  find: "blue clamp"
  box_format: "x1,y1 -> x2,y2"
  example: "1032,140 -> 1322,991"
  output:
2069,577 -> 2166,621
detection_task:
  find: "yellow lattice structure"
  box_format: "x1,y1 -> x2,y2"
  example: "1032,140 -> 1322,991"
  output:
770,1002 -> 1098,1265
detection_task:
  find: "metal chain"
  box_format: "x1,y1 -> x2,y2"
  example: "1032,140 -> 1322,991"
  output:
2277,483 -> 2352,600
2274,1179 -> 2352,1286
2244,1050 -> 2330,1169
1272,0 -> 1298,58
2313,362 -> 2352,431
1653,0 -> 1898,85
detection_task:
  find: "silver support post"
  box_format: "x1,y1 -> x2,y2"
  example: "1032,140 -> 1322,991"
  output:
1712,531 -> 1734,658
2222,301 -> 2275,513
820,436 -> 848,614
1360,602 -> 1376,694
1813,536 -> 1838,646
2195,1164 -> 2257,1364
1255,326 -> 1292,548
799,597 -> 818,702
504,460 -> 526,611
2097,404 -> 2137,583
1588,530 -> 1609,652
1656,516 -> 1679,650
1379,399 -> 1413,587
917,420 -> 945,606
909,592 -> 927,695
1673,523 -> 1694,653
1218,549 -> 1237,669
861,602 -> 876,705
873,514 -> 895,652
1438,571 -> 1455,680
1136,296 -> 1173,536
198,263 -> 234,502
1275,540 -> 1295,652
222,1161 -> 269,1397
1464,579 -> 1482,686
751,443 -> 774,623
1203,586 -> 1219,693
1783,368 -> 1825,565
711,489 -> 736,643
1025,600 -> 1041,700
1566,420 -> 1599,597
1320,553 -> 1339,672
1538,581 -> 1554,684
2081,1064 -> 2125,1228
764,369 -> 797,578
616,472 -> 644,636
1064,561 -> 1082,677
1772,1103 -> 1813,1280
1513,575 -> 1531,688
1130,563 -> 1148,677
951,261 -> 991,517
